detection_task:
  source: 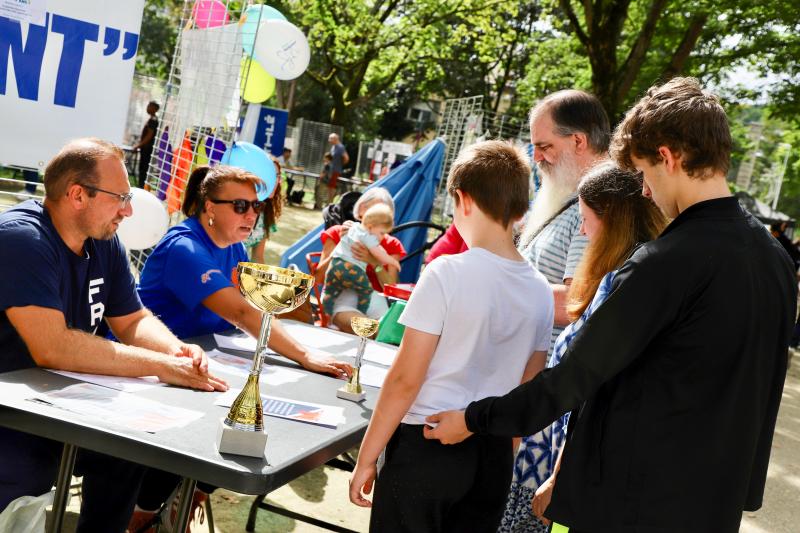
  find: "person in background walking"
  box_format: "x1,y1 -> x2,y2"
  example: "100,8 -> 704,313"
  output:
327,132 -> 349,203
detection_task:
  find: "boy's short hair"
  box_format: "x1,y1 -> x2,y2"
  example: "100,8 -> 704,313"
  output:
610,77 -> 732,179
446,140 -> 530,227
323,153 -> 332,161
361,203 -> 394,229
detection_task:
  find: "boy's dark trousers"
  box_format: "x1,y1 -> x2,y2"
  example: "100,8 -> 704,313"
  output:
370,423 -> 513,533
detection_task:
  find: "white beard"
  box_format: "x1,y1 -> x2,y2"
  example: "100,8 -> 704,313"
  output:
519,152 -> 582,248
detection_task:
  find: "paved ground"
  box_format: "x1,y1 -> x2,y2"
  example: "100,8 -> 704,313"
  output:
740,351 -> 800,533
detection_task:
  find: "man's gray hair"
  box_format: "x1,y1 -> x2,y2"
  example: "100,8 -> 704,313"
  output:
353,187 -> 395,220
530,90 -> 611,154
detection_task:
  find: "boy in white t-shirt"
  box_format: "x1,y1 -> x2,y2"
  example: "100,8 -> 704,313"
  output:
349,140 -> 554,532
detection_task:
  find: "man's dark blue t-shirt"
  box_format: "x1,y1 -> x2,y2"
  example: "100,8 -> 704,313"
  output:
0,200 -> 142,373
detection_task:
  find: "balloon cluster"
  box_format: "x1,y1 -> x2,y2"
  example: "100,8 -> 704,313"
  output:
120,2 -> 297,251
193,1 -> 310,103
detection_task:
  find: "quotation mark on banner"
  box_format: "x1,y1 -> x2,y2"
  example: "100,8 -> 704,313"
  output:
0,13 -> 140,108
102,27 -> 138,60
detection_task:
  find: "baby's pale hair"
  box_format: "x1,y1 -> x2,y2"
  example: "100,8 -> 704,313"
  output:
361,203 -> 394,229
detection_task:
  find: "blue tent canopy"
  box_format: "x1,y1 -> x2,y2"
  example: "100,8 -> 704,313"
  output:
280,138 -> 446,283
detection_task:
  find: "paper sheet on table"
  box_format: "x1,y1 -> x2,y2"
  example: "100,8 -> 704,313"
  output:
206,349 -> 304,386
357,343 -> 397,367
47,370 -> 165,392
2,382 -> 41,402
359,364 -> 389,389
215,390 -> 345,428
279,322 -> 399,367
214,332 -> 258,352
29,383 -> 204,433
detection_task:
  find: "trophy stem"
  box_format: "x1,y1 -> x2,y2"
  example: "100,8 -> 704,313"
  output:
338,336 -> 367,400
224,373 -> 263,431
222,311 -> 274,433
251,312 -> 274,375
354,336 -> 367,369
349,367 -> 362,394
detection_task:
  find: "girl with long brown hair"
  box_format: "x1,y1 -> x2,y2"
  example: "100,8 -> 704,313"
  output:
566,164 -> 668,320
501,163 -> 667,533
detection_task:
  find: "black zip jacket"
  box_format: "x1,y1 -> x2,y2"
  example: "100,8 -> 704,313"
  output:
465,197 -> 797,532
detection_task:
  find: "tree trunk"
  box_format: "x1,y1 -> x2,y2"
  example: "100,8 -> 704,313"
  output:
286,79 -> 297,114
661,13 -> 707,80
275,80 -> 286,109
329,99 -> 349,126
589,41 -> 621,120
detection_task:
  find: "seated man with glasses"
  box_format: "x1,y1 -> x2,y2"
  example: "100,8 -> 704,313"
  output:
0,138 -> 229,532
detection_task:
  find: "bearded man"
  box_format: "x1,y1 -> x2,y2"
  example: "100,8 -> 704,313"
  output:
500,90 -> 611,532
520,90 -> 611,344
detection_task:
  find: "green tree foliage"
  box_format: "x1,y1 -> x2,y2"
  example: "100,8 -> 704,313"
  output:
279,0 -> 518,125
136,1 -> 183,79
426,2 -> 545,113
774,130 -> 800,223
508,0 -> 798,123
724,105 -> 799,221
517,0 -> 799,216
137,1 -> 798,175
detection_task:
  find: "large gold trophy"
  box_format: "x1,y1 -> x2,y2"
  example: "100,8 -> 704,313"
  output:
337,317 -> 379,402
217,263 -> 314,457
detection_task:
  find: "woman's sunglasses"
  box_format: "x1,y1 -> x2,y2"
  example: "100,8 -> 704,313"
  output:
209,198 -> 265,214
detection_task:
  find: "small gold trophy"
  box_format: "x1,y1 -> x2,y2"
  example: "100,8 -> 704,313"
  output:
337,316 -> 379,402
217,263 -> 314,457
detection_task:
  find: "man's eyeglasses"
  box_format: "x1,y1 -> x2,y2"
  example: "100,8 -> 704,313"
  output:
80,184 -> 134,208
208,198 -> 265,214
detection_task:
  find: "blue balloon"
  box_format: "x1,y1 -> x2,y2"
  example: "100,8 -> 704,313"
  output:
241,5 -> 287,57
221,142 -> 277,200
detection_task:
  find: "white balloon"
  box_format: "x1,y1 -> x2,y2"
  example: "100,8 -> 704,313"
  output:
252,19 -> 310,81
117,188 -> 169,251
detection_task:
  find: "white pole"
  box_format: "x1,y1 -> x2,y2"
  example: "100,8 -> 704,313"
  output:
772,144 -> 792,211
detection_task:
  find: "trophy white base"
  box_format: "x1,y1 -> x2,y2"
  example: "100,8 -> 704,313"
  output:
337,388 -> 366,402
216,418 -> 268,458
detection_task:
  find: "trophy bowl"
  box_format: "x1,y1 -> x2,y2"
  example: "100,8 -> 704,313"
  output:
351,316 -> 380,338
237,262 -> 314,314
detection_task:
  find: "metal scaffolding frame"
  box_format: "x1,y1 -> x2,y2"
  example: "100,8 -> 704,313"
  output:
133,0 -> 258,274
432,96 -> 531,221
